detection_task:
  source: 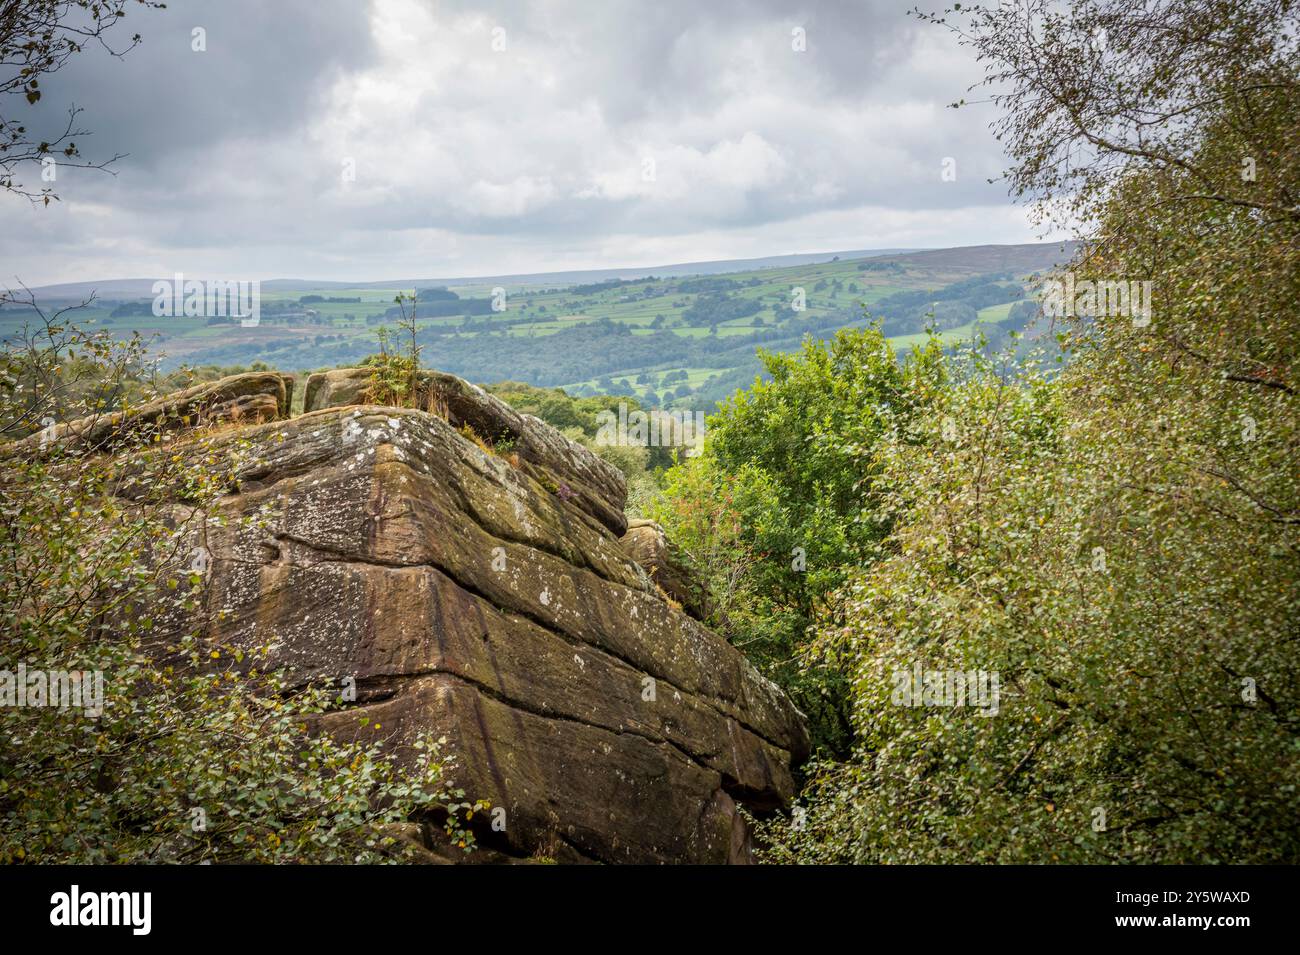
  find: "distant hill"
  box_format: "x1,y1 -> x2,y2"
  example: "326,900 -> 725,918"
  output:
342,248 -> 925,291
12,243 -> 1077,303
869,241 -> 1080,275
13,248 -> 922,303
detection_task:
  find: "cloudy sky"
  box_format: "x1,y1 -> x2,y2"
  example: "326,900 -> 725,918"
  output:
1,0 -> 1062,286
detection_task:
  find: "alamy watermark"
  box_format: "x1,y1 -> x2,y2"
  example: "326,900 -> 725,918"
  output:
891,662 -> 1000,716
595,402 -> 706,450
1041,272 -> 1152,327
50,885 -> 150,935
1,664 -> 104,717
152,273 -> 261,327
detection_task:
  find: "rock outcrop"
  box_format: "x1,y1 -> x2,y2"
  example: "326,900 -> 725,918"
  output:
143,371 -> 809,863
620,518 -> 709,621
305,367 -> 628,535
13,371 -> 291,456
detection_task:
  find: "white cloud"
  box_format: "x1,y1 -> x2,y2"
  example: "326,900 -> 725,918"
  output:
0,0 -> 1049,286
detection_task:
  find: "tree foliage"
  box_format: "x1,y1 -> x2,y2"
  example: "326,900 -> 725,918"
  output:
752,0 -> 1299,863
653,328 -> 943,755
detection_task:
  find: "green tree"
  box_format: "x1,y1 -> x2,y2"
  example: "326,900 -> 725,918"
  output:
654,327 -> 942,755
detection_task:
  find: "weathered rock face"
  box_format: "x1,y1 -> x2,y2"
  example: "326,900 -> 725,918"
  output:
620,518 -> 709,621
149,372 -> 808,863
305,367 -> 628,536
302,366 -> 370,413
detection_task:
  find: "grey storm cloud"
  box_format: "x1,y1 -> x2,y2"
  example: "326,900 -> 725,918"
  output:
0,0 -> 1045,285
29,0 -> 381,165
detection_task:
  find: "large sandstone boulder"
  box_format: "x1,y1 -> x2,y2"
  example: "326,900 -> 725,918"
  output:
150,395 -> 808,863
21,366 -> 808,863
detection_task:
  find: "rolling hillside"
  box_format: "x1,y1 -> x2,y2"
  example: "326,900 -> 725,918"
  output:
2,241 -> 1076,410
